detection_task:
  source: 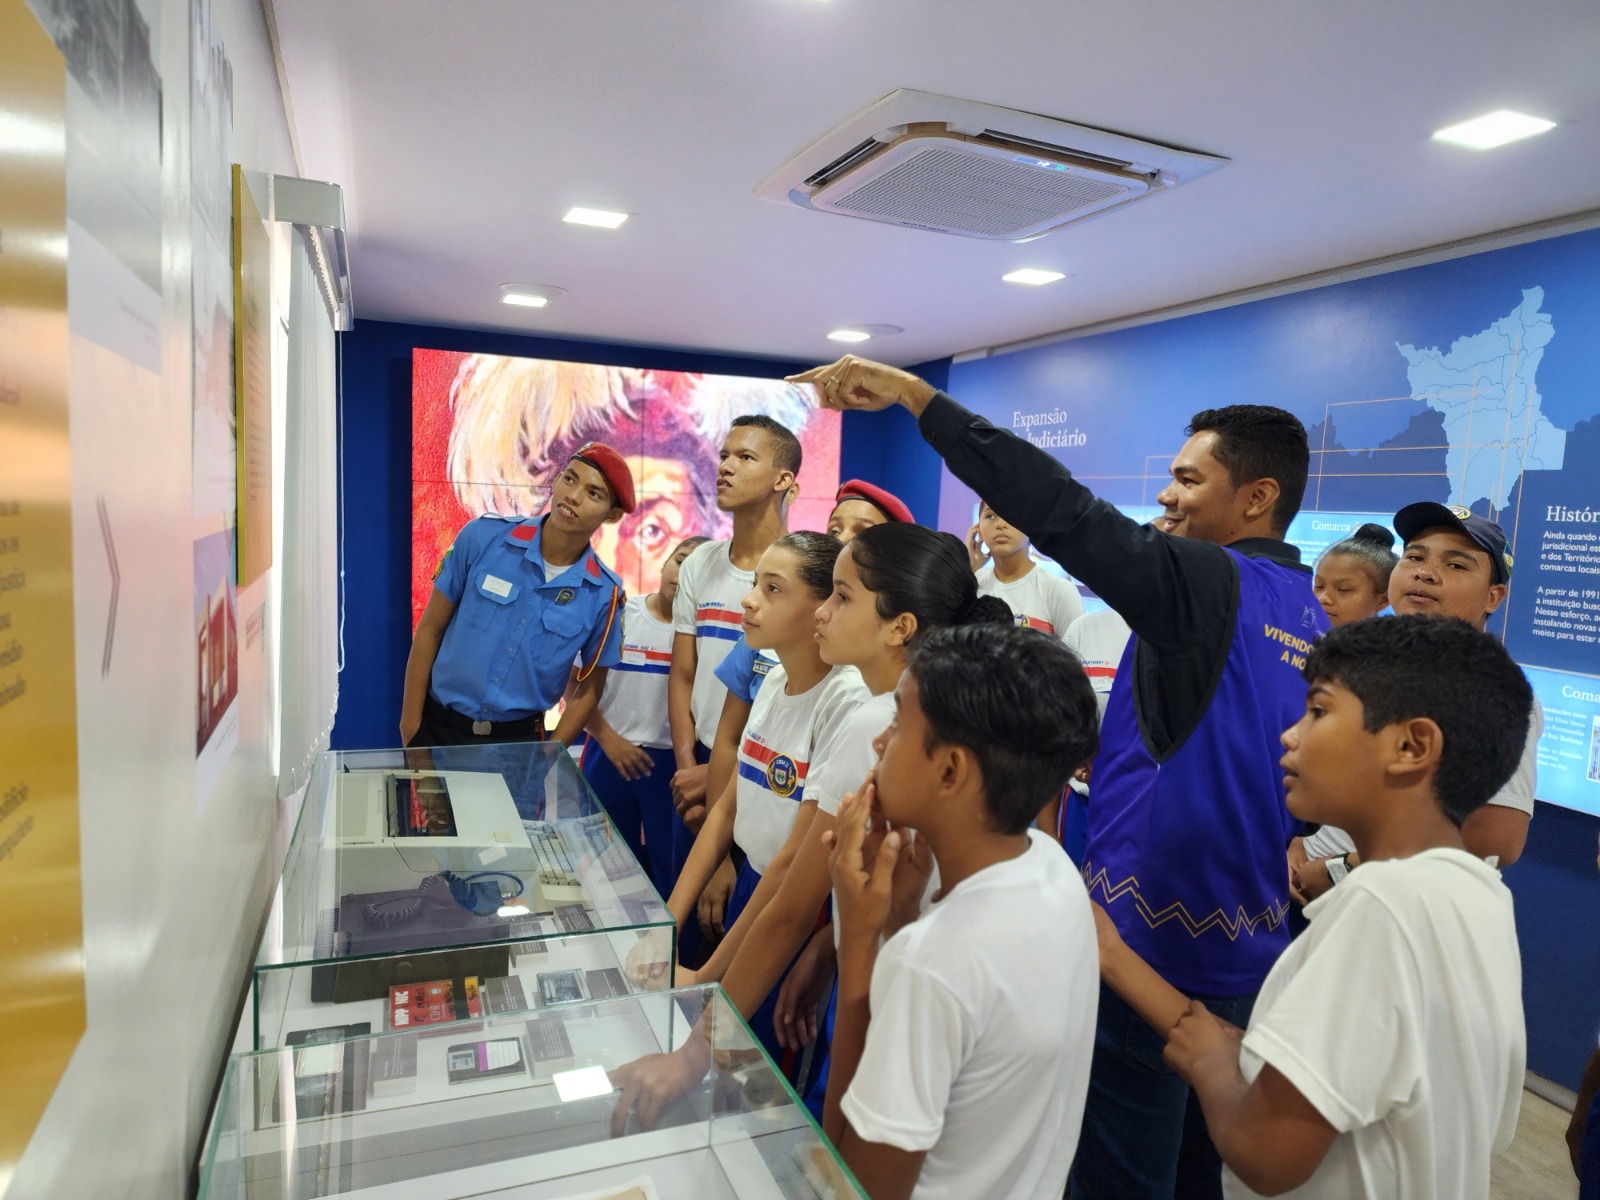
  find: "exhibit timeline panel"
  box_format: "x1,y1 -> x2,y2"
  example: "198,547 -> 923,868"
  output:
943,227 -> 1600,818
0,0 -> 88,1177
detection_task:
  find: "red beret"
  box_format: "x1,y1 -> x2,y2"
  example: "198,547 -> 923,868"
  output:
835,479 -> 913,524
570,442 -> 636,513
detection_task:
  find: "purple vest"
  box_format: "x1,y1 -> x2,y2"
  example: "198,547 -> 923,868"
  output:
1084,549 -> 1328,995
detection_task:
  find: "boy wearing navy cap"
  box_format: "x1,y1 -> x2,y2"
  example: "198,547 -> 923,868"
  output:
400,442 -> 633,747
1297,502 -> 1539,897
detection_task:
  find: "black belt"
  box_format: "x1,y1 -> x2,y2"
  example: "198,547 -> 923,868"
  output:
424,695 -> 545,739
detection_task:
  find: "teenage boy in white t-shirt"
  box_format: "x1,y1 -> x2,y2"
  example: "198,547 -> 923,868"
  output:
1096,614 -> 1532,1200
968,499 -> 1085,636
668,417 -> 799,958
822,624 -> 1102,1200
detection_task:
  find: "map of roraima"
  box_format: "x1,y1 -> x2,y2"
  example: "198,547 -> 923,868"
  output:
1398,287 -> 1565,512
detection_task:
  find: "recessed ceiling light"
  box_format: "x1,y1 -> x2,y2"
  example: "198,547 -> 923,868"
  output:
500,284 -> 565,308
1431,109 -> 1555,150
563,206 -> 630,229
827,324 -> 902,344
1003,268 -> 1065,286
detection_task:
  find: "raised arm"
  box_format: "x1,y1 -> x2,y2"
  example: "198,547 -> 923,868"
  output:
792,357 -> 1233,651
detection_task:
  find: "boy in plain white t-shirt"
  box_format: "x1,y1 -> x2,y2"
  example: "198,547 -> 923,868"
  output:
1095,614 -> 1532,1200
821,624 -> 1102,1200
969,499 -> 1084,636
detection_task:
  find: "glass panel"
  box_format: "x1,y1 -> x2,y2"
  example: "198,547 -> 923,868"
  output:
705,989 -> 865,1200
253,743 -> 675,1050
201,986 -> 866,1199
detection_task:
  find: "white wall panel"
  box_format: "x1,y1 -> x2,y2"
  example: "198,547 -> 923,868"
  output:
9,0 -> 310,1194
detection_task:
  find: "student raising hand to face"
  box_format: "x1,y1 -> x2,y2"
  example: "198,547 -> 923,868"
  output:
825,776 -> 935,951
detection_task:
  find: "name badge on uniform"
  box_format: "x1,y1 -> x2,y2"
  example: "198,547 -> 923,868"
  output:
482,574 -> 513,598
555,588 -> 575,605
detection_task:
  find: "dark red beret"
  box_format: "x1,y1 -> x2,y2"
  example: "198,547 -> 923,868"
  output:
835,479 -> 914,524
570,442 -> 636,513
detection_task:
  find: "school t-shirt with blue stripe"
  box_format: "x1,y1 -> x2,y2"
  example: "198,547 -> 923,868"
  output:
595,594 -> 675,749
733,663 -> 868,875
672,540 -> 754,747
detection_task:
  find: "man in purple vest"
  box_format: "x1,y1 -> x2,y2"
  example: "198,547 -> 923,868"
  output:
793,355 -> 1328,1200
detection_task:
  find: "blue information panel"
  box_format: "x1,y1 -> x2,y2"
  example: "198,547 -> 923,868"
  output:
945,228 -> 1600,817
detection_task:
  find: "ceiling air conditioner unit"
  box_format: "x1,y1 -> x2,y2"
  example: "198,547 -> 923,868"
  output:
755,89 -> 1228,241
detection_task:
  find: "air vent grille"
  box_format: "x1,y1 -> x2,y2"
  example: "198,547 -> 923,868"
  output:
804,137 -> 886,188
829,146 -> 1129,239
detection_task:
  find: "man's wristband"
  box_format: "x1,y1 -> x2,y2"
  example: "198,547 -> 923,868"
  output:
1325,853 -> 1352,885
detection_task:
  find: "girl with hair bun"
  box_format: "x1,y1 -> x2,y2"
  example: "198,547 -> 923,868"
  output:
1312,523 -> 1397,627
1290,524 -> 1400,905
679,524 -> 1012,1086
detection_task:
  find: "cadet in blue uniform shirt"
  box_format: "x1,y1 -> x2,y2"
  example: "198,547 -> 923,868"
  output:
401,443 -> 634,747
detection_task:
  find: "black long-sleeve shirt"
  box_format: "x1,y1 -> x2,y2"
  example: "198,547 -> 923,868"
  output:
920,391 -> 1311,759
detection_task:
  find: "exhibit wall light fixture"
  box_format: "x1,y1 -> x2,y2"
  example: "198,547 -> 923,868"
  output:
265,173 -> 353,330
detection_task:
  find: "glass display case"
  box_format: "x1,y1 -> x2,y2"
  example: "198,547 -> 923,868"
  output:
201,986 -> 864,1200
252,743 -> 675,1051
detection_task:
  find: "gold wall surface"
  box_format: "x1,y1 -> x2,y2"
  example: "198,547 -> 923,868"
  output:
233,164 -> 273,587
0,0 -> 86,1179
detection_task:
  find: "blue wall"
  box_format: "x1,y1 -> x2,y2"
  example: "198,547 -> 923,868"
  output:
331,316 -> 946,751
938,230 -> 1600,1092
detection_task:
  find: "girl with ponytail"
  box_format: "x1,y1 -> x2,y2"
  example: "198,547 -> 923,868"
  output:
648,531 -> 867,1067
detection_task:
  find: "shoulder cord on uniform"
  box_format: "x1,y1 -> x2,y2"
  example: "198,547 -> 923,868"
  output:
574,585 -> 624,683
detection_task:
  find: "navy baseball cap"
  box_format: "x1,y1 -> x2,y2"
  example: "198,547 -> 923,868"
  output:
1393,502 -> 1512,584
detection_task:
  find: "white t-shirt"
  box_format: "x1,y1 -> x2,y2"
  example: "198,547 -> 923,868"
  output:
976,563 -> 1085,637
841,831 -> 1098,1200
1062,609 -> 1132,725
672,540 -> 753,748
733,664 -> 867,875
1226,849 -> 1524,1200
594,595 -> 674,749
1304,696 -> 1544,861
807,691 -> 895,816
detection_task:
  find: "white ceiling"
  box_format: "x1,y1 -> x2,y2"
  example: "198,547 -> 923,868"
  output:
270,0 -> 1600,366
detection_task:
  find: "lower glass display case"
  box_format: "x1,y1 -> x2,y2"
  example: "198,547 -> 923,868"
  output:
201,986 -> 864,1200
252,744 -> 675,1051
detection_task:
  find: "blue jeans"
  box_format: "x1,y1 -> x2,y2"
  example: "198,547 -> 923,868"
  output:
578,738 -> 677,900
1068,983 -> 1257,1200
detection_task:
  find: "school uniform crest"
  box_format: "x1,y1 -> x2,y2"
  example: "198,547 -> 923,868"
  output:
767,755 -> 799,798
556,588 -> 575,605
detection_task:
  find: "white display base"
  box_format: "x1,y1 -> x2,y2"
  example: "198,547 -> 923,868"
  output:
256,924 -> 662,1051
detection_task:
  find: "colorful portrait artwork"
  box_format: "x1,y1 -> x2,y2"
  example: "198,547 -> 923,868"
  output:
412,350 -> 842,626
